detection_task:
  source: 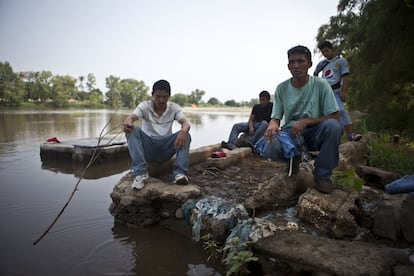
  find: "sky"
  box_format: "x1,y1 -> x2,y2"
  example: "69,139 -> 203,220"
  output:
0,0 -> 338,102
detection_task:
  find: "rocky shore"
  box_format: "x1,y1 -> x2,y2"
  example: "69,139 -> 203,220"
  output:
109,137 -> 414,275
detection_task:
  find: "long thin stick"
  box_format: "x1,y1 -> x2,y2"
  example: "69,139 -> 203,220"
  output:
33,111 -> 123,245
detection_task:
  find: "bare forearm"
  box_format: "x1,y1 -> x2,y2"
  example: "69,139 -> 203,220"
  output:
123,114 -> 138,133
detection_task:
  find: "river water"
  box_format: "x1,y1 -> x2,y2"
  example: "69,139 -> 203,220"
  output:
0,108 -> 250,276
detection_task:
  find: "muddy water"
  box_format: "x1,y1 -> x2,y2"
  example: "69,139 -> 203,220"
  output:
0,108 -> 249,276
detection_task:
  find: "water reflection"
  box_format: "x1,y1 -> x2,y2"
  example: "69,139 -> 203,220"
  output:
0,108 -> 249,276
41,158 -> 131,179
110,223 -> 213,275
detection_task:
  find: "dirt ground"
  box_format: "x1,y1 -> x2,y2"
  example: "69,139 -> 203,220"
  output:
163,153 -> 287,205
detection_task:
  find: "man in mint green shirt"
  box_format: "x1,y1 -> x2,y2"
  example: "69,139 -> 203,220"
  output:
263,45 -> 342,194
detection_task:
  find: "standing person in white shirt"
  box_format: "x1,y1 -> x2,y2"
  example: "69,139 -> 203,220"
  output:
123,79 -> 191,190
314,40 -> 361,142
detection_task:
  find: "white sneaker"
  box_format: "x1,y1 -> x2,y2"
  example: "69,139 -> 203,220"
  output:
132,173 -> 149,190
174,174 -> 189,185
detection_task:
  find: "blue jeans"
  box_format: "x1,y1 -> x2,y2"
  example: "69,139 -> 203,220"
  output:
227,120 -> 269,146
334,90 -> 352,127
263,119 -> 342,179
126,126 -> 191,177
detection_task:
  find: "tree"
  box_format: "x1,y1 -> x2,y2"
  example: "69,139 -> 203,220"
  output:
207,97 -> 221,105
119,79 -> 149,109
224,99 -> 239,107
0,62 -> 25,106
78,75 -> 85,95
89,89 -> 104,107
19,71 -> 37,101
105,75 -> 122,108
171,93 -> 188,106
50,75 -> 77,107
316,0 -> 414,136
86,73 -> 96,93
188,89 -> 205,106
33,71 -> 53,103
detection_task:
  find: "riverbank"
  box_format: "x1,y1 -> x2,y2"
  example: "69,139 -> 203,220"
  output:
109,137 -> 414,275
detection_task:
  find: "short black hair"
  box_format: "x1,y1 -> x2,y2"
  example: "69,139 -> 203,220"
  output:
152,79 -> 171,95
287,45 -> 312,63
259,90 -> 270,100
318,40 -> 333,50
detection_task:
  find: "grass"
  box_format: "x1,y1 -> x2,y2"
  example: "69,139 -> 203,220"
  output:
366,132 -> 414,175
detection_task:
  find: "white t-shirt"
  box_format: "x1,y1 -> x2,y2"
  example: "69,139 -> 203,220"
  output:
132,100 -> 186,136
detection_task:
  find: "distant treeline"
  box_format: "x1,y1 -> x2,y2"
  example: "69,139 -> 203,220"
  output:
0,63 -> 258,109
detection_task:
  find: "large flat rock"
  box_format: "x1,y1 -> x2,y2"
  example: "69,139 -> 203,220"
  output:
254,231 -> 408,276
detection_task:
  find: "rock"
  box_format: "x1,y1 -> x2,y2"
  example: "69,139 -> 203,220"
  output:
297,188 -> 360,238
400,196 -> 414,242
373,203 -> 399,241
338,138 -> 369,170
372,193 -> 410,241
175,207 -> 184,219
205,147 -> 251,169
110,173 -> 202,227
393,265 -> 414,276
245,172 -> 307,210
355,165 -> 401,190
253,231 -> 409,276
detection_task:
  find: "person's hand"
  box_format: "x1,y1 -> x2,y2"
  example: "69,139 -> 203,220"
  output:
123,123 -> 133,134
264,121 -> 280,142
175,131 -> 188,150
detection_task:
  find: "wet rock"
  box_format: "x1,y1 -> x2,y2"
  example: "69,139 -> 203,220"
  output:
253,231 -> 409,276
297,188 -> 360,238
110,173 -> 202,227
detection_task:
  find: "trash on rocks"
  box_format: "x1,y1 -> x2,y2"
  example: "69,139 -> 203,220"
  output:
183,196 -> 249,241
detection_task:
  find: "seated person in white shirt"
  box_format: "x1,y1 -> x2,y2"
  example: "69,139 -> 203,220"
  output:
123,79 -> 191,190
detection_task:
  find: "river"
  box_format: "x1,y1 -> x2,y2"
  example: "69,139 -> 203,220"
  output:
0,108 -> 250,276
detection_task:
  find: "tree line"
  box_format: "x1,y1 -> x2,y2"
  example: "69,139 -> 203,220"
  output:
0,62 -> 258,109
316,0 -> 414,137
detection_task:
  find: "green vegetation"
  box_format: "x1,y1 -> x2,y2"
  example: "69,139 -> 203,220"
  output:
201,233 -> 222,262
0,62 -> 258,109
223,237 -> 258,276
201,234 -> 258,276
366,132 -> 414,175
332,170 -> 364,192
316,0 -> 414,137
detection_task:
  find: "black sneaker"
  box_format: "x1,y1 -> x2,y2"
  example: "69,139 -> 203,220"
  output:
349,133 -> 362,142
314,178 -> 335,194
221,141 -> 236,150
286,156 -> 300,176
174,174 -> 189,185
236,139 -> 249,147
